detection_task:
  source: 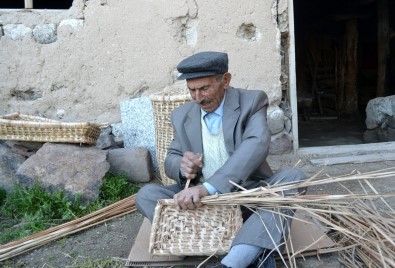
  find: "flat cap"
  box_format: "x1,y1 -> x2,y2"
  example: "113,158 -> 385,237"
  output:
177,51 -> 228,80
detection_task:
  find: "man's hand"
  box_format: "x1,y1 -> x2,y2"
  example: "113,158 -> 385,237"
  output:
180,152 -> 203,180
174,185 -> 209,210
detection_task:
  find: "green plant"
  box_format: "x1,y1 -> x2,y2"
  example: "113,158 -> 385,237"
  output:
98,173 -> 139,206
0,174 -> 139,244
69,257 -> 126,268
0,187 -> 6,207
1,183 -> 76,220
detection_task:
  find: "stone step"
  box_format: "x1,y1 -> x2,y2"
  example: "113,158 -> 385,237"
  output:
297,141 -> 395,166
309,152 -> 395,166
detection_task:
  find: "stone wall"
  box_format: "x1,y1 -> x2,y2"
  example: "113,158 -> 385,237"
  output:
0,0 -> 293,153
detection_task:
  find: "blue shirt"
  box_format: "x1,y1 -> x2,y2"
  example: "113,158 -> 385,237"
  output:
201,98 -> 225,135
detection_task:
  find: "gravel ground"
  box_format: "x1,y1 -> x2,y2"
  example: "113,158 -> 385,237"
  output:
1,152 -> 394,268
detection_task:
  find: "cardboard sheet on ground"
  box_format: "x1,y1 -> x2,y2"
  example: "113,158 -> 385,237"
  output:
126,211 -> 335,267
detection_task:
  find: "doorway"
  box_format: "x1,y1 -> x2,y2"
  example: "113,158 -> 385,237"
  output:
292,0 -> 395,148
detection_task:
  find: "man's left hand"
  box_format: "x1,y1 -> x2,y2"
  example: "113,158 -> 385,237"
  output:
174,185 -> 209,210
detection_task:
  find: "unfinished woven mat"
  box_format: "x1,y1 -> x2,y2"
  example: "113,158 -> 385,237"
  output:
150,87 -> 191,186
149,199 -> 243,256
0,112 -> 102,145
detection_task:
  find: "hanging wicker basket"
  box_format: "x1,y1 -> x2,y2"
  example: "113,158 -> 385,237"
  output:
149,199 -> 243,256
0,112 -> 103,145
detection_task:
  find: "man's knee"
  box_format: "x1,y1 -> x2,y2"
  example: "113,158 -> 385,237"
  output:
283,167 -> 307,194
277,167 -> 306,183
288,167 -> 306,182
136,184 -> 159,210
137,184 -> 160,202
270,167 -> 307,195
136,184 -> 166,221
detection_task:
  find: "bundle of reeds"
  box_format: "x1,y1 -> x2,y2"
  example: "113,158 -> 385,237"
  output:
189,167 -> 395,268
330,204 -> 395,268
0,195 -> 137,261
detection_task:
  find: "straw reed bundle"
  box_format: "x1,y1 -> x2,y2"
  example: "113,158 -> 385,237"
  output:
153,168 -> 395,267
0,195 -> 137,261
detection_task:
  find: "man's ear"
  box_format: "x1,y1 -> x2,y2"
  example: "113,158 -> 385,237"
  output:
223,72 -> 232,88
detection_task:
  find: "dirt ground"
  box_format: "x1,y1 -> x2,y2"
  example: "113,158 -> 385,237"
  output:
1,151 -> 394,268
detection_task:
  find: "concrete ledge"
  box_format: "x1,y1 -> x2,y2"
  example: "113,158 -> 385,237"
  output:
297,142 -> 395,156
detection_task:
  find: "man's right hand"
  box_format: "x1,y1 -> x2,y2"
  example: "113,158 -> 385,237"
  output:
180,152 -> 203,180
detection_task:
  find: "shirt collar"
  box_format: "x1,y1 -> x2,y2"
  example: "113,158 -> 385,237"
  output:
201,92 -> 226,118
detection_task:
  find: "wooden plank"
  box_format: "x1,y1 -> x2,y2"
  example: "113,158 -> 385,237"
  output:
288,0 -> 299,151
344,19 -> 358,113
25,0 -> 33,9
377,0 -> 390,97
309,153 -> 395,166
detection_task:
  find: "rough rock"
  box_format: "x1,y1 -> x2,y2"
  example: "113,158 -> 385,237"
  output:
16,143 -> 109,202
5,140 -> 44,157
111,123 -> 124,146
363,128 -> 388,143
267,106 -> 285,135
96,126 -> 118,150
284,117 -> 292,133
33,23 -> 57,44
388,128 -> 395,142
269,132 -> 292,155
58,19 -> 84,29
0,142 -> 26,192
386,116 -> 395,129
364,96 -> 395,142
120,97 -> 157,170
107,147 -> 152,183
3,24 -> 32,40
365,96 -> 395,129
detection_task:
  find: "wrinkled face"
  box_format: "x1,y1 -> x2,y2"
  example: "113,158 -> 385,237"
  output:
187,73 -> 231,113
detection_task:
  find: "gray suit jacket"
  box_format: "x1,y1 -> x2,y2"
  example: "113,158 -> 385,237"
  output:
164,87 -> 273,194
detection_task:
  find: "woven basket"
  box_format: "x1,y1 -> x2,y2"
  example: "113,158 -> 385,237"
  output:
149,199 -> 243,256
150,87 -> 192,185
0,112 -> 102,145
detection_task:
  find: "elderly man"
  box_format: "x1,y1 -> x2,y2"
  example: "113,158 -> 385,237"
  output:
136,51 -> 306,268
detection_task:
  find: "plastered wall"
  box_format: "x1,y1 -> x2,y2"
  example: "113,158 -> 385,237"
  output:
0,0 -> 286,123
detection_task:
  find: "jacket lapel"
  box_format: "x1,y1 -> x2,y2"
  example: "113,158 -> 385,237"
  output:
223,87 -> 240,152
184,104 -> 203,154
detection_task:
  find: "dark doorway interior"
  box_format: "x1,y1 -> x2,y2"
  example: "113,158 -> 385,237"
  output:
294,0 -> 395,147
0,0 -> 73,9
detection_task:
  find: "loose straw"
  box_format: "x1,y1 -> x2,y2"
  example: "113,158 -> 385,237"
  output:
0,195 -> 137,261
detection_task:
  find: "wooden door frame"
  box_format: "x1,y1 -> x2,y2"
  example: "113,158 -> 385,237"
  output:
288,0 -> 299,152
288,0 -> 395,155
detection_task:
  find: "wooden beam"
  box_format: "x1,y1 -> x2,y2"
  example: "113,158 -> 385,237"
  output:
288,0 -> 299,152
377,0 -> 390,97
344,19 -> 359,113
25,0 -> 33,9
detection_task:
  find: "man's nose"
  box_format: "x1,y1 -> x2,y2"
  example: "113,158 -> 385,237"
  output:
195,90 -> 202,102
